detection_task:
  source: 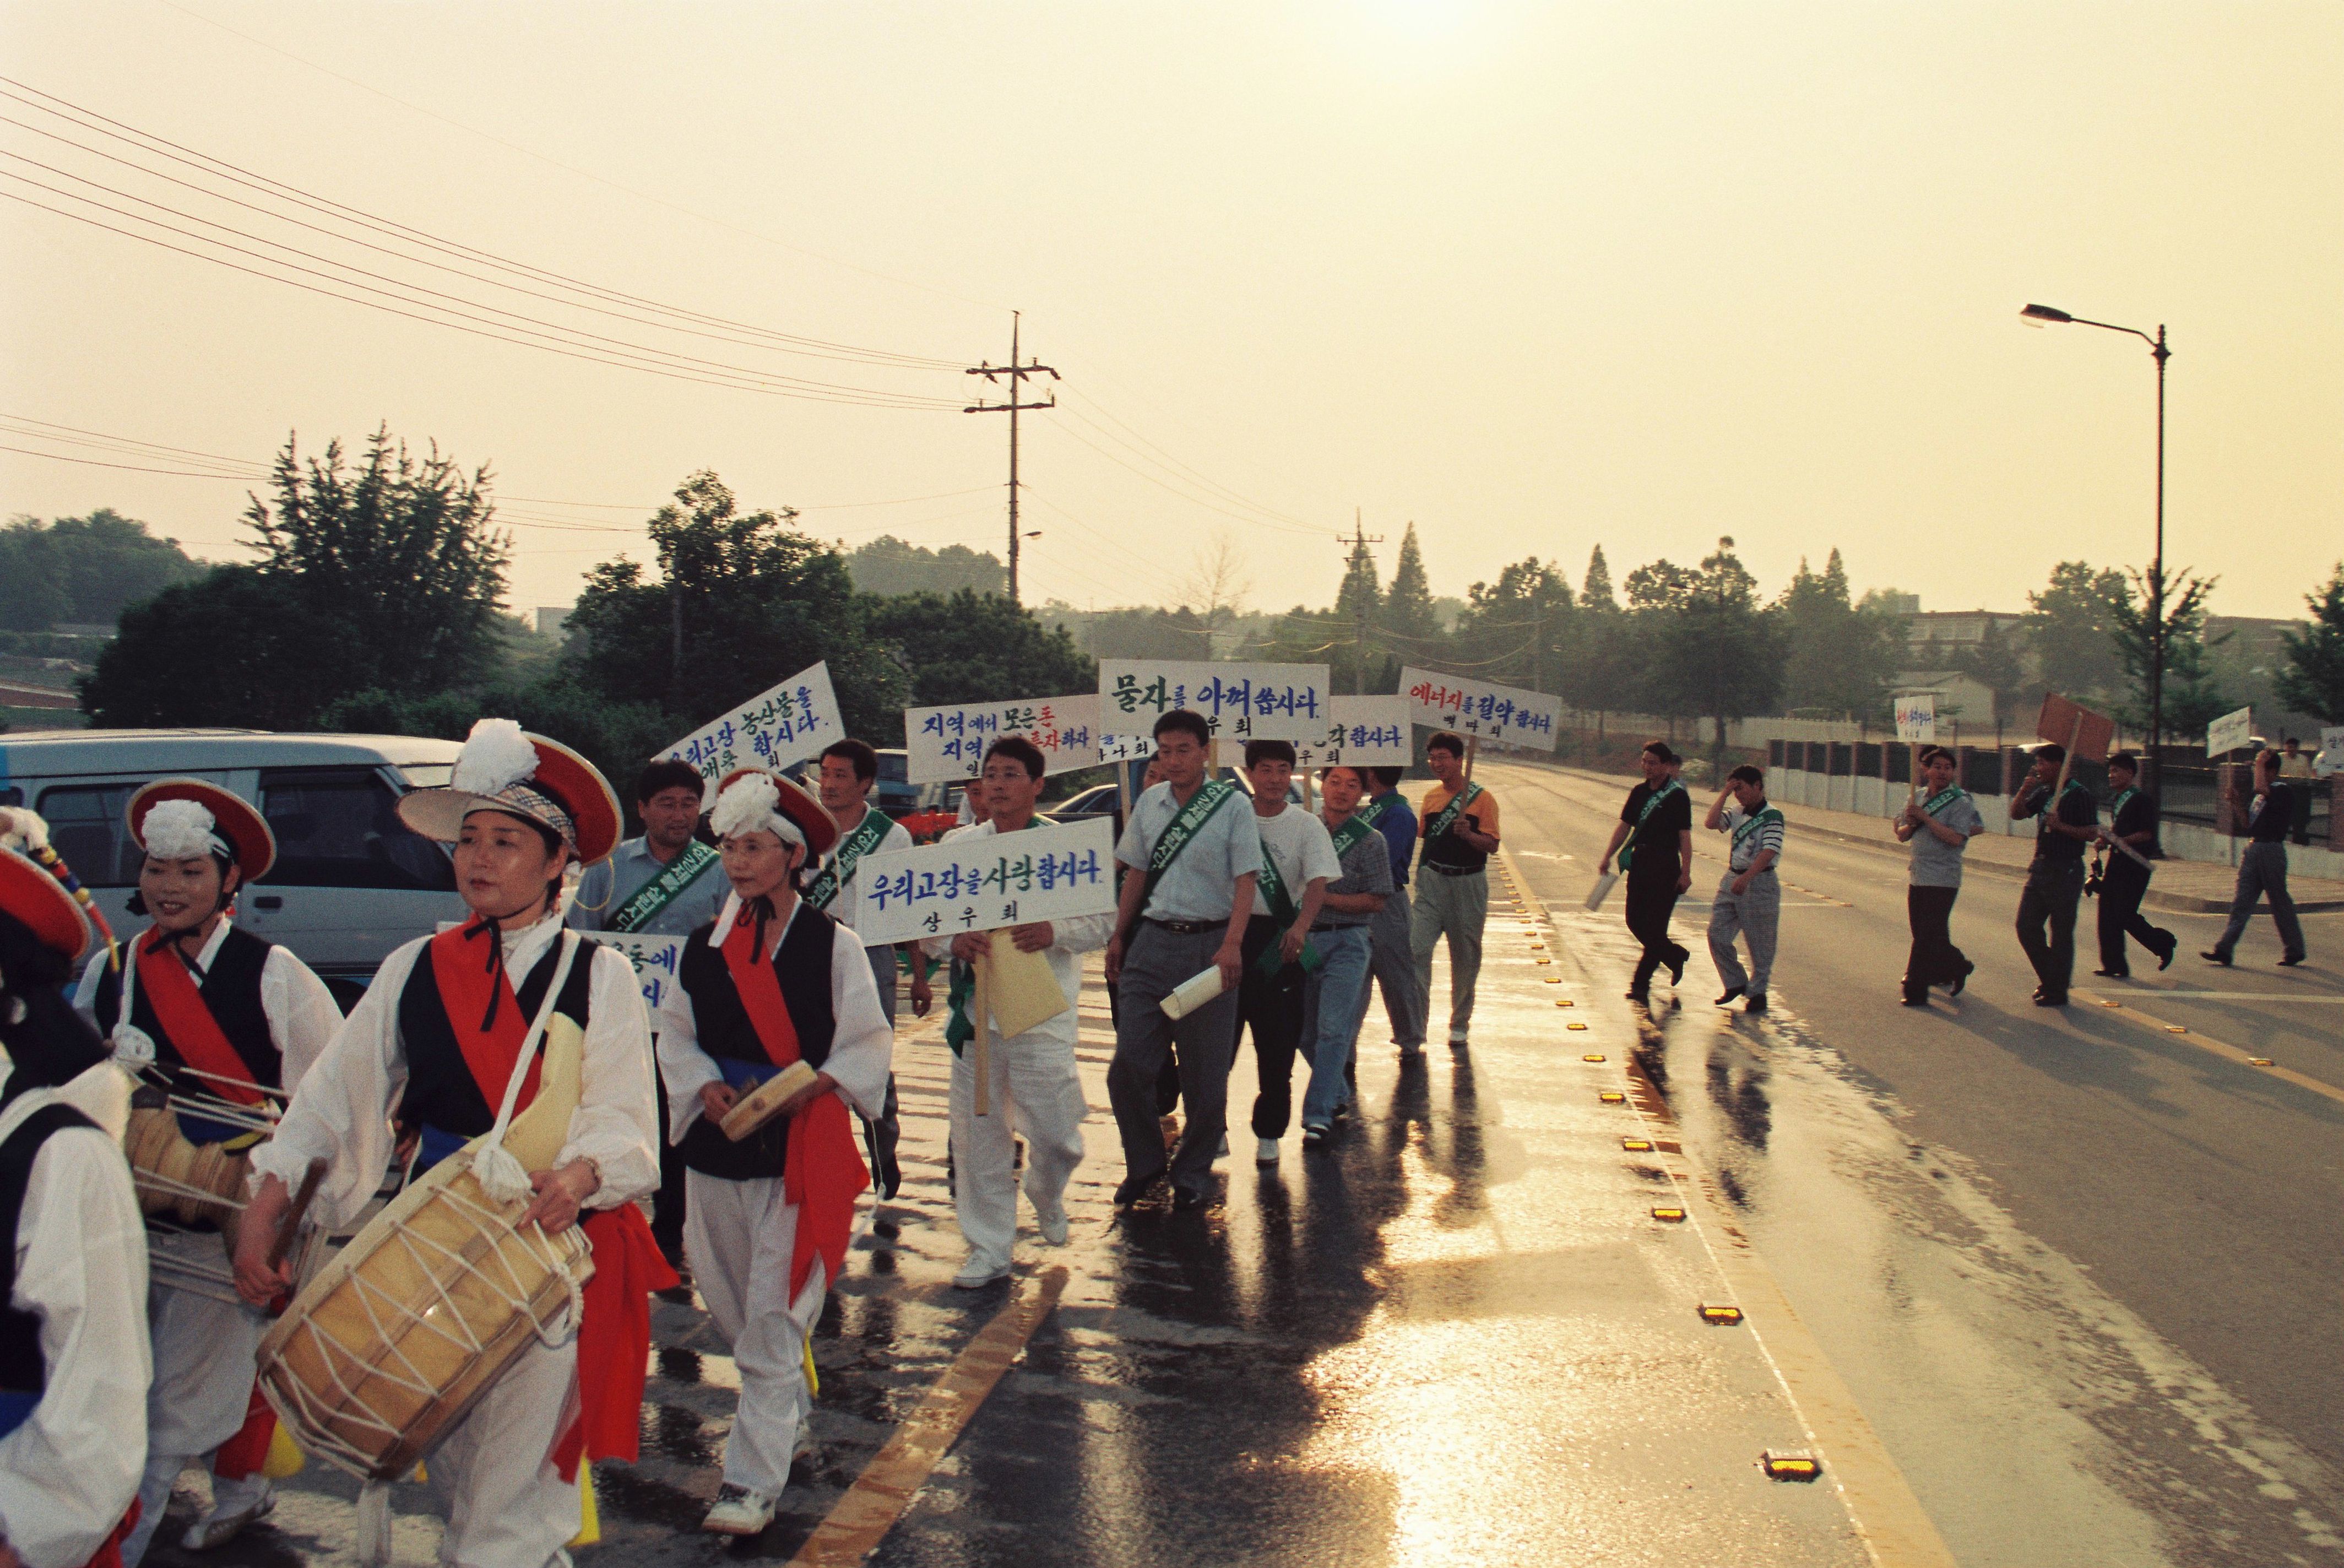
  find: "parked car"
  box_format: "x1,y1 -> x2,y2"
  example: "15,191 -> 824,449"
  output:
0,727 -> 465,1002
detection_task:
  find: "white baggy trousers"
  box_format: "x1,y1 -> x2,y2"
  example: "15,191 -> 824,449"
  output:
686,1173 -> 831,1498
950,1027 -> 1086,1274
125,1234 -> 269,1566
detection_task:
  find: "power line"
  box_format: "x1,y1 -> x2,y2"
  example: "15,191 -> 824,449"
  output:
1060,387 -> 1318,532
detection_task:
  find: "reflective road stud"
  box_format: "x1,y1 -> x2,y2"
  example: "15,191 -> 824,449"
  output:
1622,1138 -> 1653,1152
1568,1022 -> 1589,1030
1699,1305 -> 1745,1325
1582,1052 -> 1606,1062
1761,1451 -> 1821,1482
1652,1206 -> 1686,1223
2249,1056 -> 2275,1066
1598,1092 -> 1626,1104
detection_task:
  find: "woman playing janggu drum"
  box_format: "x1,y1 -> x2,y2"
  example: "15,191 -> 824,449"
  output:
232,720 -> 664,1568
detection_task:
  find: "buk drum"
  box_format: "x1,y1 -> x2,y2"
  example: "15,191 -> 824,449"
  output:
718,1059 -> 817,1142
126,1105 -> 258,1244
255,1152 -> 595,1482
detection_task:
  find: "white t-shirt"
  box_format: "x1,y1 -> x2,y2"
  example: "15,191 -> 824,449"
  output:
1250,805 -> 1341,917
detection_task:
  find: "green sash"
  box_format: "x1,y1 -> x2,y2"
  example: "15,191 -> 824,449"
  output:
607,839 -> 719,934
1329,812 -> 1377,861
1137,779 -> 1240,915
1920,785 -> 1966,818
1355,792 -> 1396,831
806,807 -> 894,912
1618,780 -> 1682,873
1425,782 -> 1484,844
1729,804 -> 1783,866
1251,815 -> 1327,978
2109,786 -> 2137,821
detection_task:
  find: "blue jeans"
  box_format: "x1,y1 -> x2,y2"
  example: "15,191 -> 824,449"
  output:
1298,926 -> 1372,1127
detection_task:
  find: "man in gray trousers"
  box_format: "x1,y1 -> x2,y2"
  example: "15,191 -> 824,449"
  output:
1104,709 -> 1262,1211
1703,764 -> 1784,1013
1353,766 -> 1427,1056
2202,745 -> 2309,968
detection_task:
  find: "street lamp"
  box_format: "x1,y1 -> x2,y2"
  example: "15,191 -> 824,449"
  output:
2020,302 -> 2172,792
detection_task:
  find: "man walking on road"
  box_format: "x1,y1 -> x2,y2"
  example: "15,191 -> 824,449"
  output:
1355,766 -> 1426,1057
2203,745 -> 2309,968
1601,741 -> 1694,1006
1300,766 -> 1391,1146
2277,737 -> 2316,847
1104,710 -> 1261,1210
1893,744 -> 1983,1006
1231,740 -> 1336,1163
2092,751 -> 2178,977
1411,733 -> 1500,1048
2009,742 -> 2099,1007
1703,764 -> 1782,1013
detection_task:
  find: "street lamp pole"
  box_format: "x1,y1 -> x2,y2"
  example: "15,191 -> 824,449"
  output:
2020,303 -> 2171,794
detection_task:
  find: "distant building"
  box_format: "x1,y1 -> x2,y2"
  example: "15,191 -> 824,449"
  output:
535,606 -> 573,638
1866,591 -> 1920,616
1904,609 -> 2026,661
1891,670 -> 1999,728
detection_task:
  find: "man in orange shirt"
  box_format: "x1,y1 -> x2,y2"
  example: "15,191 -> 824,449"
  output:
1409,734 -> 1501,1050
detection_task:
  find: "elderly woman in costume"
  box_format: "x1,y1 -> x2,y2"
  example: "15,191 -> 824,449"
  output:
232,721 -> 664,1568
655,769 -> 892,1537
0,810 -> 150,1568
63,783 -> 341,1562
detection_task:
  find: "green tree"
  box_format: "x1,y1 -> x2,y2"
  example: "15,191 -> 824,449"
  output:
1074,605 -> 1215,660
1452,558 -> 1572,694
843,536 -> 1006,598
80,567 -> 346,728
567,471 -> 903,741
2108,564 -> 2225,737
0,509 -> 202,631
321,676 -> 676,803
1380,523 -> 1440,644
2025,561 -> 2128,705
2275,562 -> 2344,724
1777,549 -> 1904,719
864,590 -> 1096,728
1625,538 -> 1782,753
1947,620 -> 2027,725
1580,544 -> 1617,613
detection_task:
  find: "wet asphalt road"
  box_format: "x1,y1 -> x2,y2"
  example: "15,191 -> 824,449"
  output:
143,760 -> 2343,1567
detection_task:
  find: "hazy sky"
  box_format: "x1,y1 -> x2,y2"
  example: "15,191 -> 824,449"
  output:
3,1 -> 2338,624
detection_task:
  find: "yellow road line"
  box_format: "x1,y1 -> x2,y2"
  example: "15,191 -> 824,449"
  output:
2077,995 -> 2344,1109
789,1266 -> 1069,1565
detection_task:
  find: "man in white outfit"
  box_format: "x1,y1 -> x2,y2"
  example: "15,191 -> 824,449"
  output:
655,768 -> 893,1538
930,739 -> 1106,1288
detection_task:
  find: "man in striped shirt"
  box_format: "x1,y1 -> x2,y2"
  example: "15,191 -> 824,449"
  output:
1703,764 -> 1783,1013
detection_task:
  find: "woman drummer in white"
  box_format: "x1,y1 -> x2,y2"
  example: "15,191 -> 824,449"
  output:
233,721 -> 660,1568
67,782 -> 340,1564
655,769 -> 892,1538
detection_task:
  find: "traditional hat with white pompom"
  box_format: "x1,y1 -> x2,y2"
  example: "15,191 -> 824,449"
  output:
395,718 -> 622,865
126,778 -> 276,883
711,767 -> 838,858
1,809 -> 91,959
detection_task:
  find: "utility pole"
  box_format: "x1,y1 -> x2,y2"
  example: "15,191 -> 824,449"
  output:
1344,508 -> 1385,695
964,311 -> 1058,606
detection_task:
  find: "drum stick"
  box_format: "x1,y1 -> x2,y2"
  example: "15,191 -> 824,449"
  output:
972,953 -> 992,1117
270,1158 -> 326,1270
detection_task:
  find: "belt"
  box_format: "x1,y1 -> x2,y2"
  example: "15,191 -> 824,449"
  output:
1424,861 -> 1484,877
1143,916 -> 1222,935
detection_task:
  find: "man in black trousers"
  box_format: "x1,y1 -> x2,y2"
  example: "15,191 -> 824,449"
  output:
1600,740 -> 1694,1006
2092,751 -> 2177,977
2009,742 -> 2100,1007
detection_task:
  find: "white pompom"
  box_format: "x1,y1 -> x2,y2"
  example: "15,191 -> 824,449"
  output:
453,718 -> 540,796
471,1140 -> 533,1207
0,807 -> 51,853
711,771 -> 782,840
140,797 -> 220,861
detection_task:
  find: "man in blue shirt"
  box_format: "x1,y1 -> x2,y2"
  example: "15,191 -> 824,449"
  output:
1354,766 -> 1426,1057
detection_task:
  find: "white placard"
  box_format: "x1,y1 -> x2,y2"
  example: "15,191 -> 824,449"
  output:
1096,731 -> 1157,764
905,695 -> 1100,783
850,817 -> 1117,945
1893,693 -> 1936,744
2206,704 -> 2254,758
1399,668 -> 1561,752
599,933 -> 686,1016
2319,726 -> 2344,775
656,661 -> 842,783
1098,660 -> 1334,744
1294,696 -> 1414,770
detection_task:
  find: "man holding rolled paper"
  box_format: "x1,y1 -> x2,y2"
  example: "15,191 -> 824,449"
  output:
930,738 -> 1109,1287
2009,741 -> 2100,1007
2093,751 -> 2177,977
1231,741 -> 1337,1164
655,768 -> 892,1536
1104,710 -> 1261,1213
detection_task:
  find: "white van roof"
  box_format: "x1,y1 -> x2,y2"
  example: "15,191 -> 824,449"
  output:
0,728 -> 466,780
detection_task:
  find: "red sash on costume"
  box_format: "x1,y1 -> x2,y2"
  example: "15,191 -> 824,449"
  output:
83,1500 -> 139,1568
426,926 -> 544,1117
138,932 -> 268,1107
211,1382 -> 276,1480
720,911 -> 870,1300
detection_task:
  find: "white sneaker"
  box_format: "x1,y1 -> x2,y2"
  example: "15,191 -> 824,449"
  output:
702,1483 -> 779,1536
182,1479 -> 274,1551
1255,1136 -> 1280,1164
1033,1199 -> 1070,1247
953,1258 -> 1011,1289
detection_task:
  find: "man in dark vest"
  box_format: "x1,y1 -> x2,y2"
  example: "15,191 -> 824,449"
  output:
2091,751 -> 2177,977
2009,742 -> 2099,1006
656,768 -> 893,1536
1600,741 -> 1694,1006
70,780 -> 340,1563
0,810 -> 149,1568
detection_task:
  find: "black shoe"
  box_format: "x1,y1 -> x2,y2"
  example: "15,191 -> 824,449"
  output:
1714,985 -> 1746,1008
2157,940 -> 2176,972
2092,968 -> 2127,979
2278,953 -> 2307,967
1666,950 -> 1688,986
2034,993 -> 2068,1007
1900,994 -> 1930,1007
1114,1171 -> 1168,1209
1626,989 -> 1651,1007
1744,994 -> 1767,1014
1172,1185 -> 1209,1211
2201,950 -> 2231,967
1950,963 -> 1972,997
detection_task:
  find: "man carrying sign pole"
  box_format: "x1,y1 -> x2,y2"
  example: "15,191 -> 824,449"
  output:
930,739 -> 1108,1288
1104,711 -> 1262,1212
2009,739 -> 2101,1006
2093,751 -> 2178,976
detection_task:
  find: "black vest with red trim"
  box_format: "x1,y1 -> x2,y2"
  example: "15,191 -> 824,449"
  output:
396,931 -> 599,1142
93,927 -> 279,1109
0,1102 -> 100,1435
674,907 -> 837,1182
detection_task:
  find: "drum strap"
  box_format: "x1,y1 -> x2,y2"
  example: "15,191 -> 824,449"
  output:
131,933 -> 269,1108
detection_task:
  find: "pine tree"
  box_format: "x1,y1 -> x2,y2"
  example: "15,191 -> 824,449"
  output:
2275,562 -> 2344,724
1381,523 -> 1440,643
1331,534 -> 1384,693
1581,544 -> 1617,612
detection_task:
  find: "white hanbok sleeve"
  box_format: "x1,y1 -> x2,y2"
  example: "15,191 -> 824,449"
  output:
246,940 -> 417,1235
0,1124 -> 150,1568
1051,910 -> 1115,958
655,967 -> 721,1147
260,944 -> 345,1093
823,923 -> 895,1122
558,945 -> 660,1209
